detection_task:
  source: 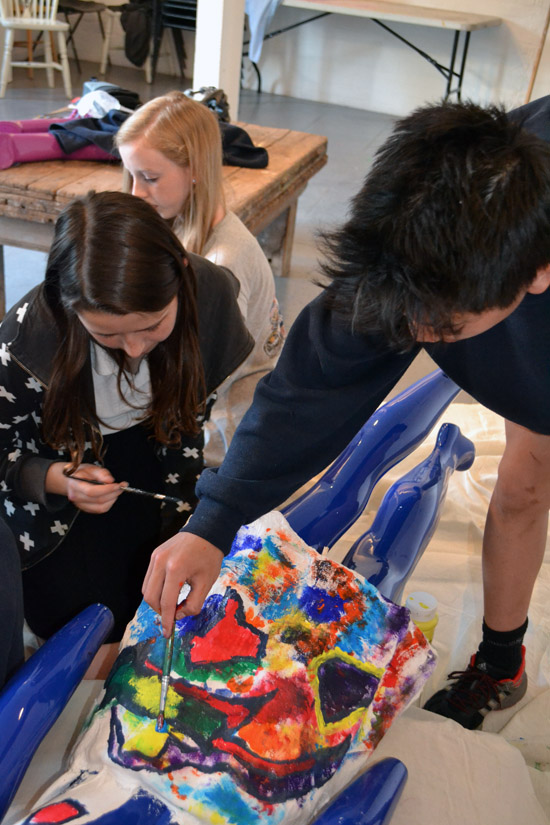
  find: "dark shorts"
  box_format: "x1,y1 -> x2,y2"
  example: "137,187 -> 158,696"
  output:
22,424 -> 166,643
0,518 -> 24,687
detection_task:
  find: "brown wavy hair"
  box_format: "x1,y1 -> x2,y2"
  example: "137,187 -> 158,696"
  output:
42,191 -> 205,469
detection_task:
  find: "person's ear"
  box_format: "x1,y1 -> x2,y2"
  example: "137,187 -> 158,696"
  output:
527,263 -> 550,294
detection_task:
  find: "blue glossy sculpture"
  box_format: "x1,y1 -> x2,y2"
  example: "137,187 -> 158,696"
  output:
342,422 -> 475,603
312,757 -> 408,825
0,602 -> 114,820
282,369 -> 460,552
2,369 -> 470,825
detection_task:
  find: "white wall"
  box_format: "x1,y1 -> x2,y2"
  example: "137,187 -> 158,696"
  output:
58,1 -> 550,116
240,1 -> 550,115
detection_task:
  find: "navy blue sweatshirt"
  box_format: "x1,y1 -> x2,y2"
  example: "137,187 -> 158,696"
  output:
182,283 -> 550,554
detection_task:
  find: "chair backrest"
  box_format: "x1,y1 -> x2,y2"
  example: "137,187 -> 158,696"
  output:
160,0 -> 197,29
0,0 -> 60,22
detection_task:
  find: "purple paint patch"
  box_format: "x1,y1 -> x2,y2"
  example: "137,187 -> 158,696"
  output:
318,659 -> 380,723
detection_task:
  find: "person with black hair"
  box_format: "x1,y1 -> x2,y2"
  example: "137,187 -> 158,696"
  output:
142,97 -> 550,730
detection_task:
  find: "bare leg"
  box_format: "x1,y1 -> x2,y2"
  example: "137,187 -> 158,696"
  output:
483,419 -> 550,631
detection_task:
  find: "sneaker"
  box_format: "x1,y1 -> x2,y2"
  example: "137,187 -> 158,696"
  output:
423,647 -> 528,730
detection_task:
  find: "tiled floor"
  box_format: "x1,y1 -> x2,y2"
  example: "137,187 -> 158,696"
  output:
0,60 -> 440,390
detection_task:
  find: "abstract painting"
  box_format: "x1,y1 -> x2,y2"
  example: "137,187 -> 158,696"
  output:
17,511 -> 435,825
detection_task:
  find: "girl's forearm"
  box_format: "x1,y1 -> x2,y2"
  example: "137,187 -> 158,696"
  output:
45,462 -> 69,496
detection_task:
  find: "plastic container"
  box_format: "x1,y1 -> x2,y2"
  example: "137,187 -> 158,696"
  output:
406,591 -> 439,643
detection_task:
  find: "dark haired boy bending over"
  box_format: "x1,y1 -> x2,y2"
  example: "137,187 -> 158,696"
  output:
143,97 -> 550,730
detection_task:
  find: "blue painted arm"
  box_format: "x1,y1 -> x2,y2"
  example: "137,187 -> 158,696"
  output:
312,757 -> 408,825
282,369 -> 460,552
0,603 -> 114,820
342,423 -> 475,603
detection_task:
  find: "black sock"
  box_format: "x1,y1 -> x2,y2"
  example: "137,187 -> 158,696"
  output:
477,618 -> 528,679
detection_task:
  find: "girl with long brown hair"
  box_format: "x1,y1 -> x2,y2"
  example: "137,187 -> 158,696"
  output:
0,190 -> 252,645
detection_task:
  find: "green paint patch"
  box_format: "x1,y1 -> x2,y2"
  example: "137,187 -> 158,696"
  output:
173,650 -> 258,684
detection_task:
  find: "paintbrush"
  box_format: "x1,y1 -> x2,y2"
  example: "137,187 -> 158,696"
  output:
155,623 -> 175,733
155,582 -> 191,732
67,474 -> 181,505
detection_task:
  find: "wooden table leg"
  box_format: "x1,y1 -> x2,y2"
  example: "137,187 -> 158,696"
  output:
26,31 -> 34,78
257,200 -> 298,278
0,245 -> 6,320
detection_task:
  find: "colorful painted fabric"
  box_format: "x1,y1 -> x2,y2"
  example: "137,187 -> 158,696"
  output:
18,512 -> 436,825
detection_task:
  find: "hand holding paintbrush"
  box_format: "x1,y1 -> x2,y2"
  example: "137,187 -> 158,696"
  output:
156,582 -> 191,732
58,464 -> 181,511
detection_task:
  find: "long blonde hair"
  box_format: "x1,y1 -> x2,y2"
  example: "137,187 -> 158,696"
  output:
116,91 -> 225,255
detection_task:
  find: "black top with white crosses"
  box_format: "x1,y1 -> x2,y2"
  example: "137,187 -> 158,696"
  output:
0,255 -> 253,569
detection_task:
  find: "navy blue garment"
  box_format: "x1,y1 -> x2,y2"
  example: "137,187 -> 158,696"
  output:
49,110 -> 131,156
220,122 -> 269,169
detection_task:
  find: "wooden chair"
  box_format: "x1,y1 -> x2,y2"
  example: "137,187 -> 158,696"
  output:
0,0 -> 72,98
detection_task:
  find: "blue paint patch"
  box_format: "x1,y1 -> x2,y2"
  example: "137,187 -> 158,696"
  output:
80,791 -> 176,824
200,774 -> 284,825
180,593 -> 224,634
229,528 -> 264,557
299,586 -> 345,623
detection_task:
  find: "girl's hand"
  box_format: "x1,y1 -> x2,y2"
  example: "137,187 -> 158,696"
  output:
142,532 -> 223,636
46,462 -> 124,514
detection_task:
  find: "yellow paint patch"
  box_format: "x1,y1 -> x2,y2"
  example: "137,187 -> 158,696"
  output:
190,800 -> 230,824
120,709 -> 167,757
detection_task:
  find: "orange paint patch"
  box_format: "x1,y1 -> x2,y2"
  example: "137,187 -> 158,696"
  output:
245,606 -> 266,629
252,560 -> 300,604
227,674 -> 255,694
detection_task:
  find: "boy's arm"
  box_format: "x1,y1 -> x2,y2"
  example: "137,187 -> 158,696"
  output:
184,294 -> 419,552
145,295 -> 419,633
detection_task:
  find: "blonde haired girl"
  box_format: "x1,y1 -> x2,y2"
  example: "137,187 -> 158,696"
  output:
116,92 -> 285,465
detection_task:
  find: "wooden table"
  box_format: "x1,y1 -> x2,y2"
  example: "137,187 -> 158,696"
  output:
260,0 -> 502,101
0,121 -> 328,316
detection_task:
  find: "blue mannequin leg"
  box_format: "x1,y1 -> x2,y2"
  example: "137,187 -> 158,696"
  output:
312,757 -> 408,825
282,369 -> 460,552
0,603 -> 114,820
342,422 -> 475,603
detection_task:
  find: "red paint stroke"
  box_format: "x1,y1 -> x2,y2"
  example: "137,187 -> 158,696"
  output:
30,802 -> 81,823
190,597 -> 261,663
212,738 -> 316,776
